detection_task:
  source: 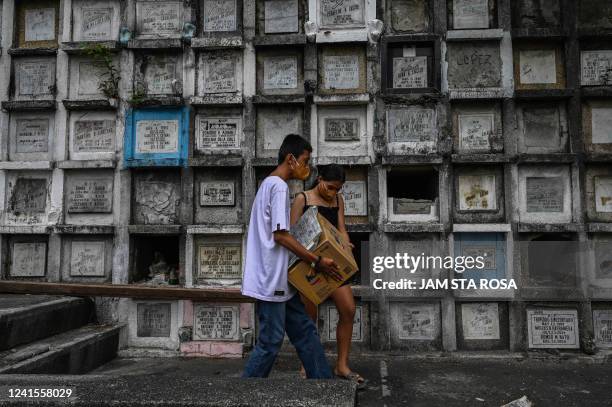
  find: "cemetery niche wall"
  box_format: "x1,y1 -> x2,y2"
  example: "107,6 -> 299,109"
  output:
0,0 -> 611,358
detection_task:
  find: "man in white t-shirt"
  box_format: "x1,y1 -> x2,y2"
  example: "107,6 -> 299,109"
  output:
241,134 -> 342,379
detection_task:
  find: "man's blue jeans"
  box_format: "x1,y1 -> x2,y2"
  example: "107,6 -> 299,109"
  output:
242,293 -> 333,379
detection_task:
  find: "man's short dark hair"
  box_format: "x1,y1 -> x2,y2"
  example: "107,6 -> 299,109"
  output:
278,134 -> 312,165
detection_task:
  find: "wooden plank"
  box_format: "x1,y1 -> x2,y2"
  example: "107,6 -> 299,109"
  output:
0,281 -> 253,302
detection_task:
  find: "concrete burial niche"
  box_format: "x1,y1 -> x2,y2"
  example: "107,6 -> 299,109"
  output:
192,234 -> 243,287
592,304 -> 612,349
135,0 -> 184,38
455,301 -> 509,350
129,234 -> 181,284
12,57 -> 56,101
386,0 -> 430,33
580,50 -> 612,87
519,233 -> 578,289
14,0 -> 60,48
8,111 -> 54,162
453,232 -> 507,293
131,169 -> 181,225
197,50 -> 243,102
255,167 -> 304,202
446,41 -> 502,90
64,170 -> 115,225
68,56 -> 119,100
194,168 -> 243,224
511,0 -> 561,29
585,165 -> 612,222
316,105 -> 367,158
256,48 -> 304,96
447,0 -> 496,30
590,233 -> 612,287
383,41 -> 437,93
579,0 -> 612,30
342,167 -> 368,224
193,108 -> 243,155
4,171 -> 51,225
582,100 -> 612,154
69,111 -> 116,161
516,101 -> 568,154
518,165 -> 572,224
389,302 -> 442,350
317,45 -> 367,94
385,105 -> 439,155
256,0 -> 305,35
318,301 -> 369,349
200,0 -> 242,35
5,235 -> 48,280
71,0 -> 121,42
255,105 -> 304,158
134,52 -> 184,97
386,166 -> 439,222
513,41 -> 565,90
128,300 -> 180,349
60,235 -> 113,282
310,0 -> 377,42
453,166 -> 505,223
452,102 -> 503,153
526,307 -> 580,349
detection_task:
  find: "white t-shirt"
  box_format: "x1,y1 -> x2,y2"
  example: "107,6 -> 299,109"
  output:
241,176 -> 296,302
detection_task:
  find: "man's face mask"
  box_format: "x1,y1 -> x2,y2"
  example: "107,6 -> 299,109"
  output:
290,154 -> 310,180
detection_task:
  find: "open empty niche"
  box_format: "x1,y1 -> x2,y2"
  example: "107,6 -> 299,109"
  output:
387,166 -> 439,222
520,233 -> 578,288
130,235 -> 180,284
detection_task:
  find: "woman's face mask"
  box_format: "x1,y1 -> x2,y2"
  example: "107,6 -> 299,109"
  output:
318,180 -> 342,201
290,154 -> 311,180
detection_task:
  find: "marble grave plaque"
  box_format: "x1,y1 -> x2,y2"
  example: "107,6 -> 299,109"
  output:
387,108 -> 435,143
458,174 -> 497,210
260,110 -> 300,150
78,62 -> 107,97
11,243 -> 46,277
393,56 -> 428,88
144,58 -> 177,94
324,118 -> 359,141
398,303 -> 437,340
79,7 -> 113,41
193,305 -> 240,340
137,303 -> 171,337
519,50 -> 557,84
523,107 -> 560,148
197,244 -> 242,281
10,179 -> 47,213
527,309 -> 579,348
595,176 -> 612,213
453,0 -> 488,29
263,56 -> 298,89
591,107 -> 612,144
73,120 -> 115,152
200,181 -> 235,206
17,60 -> 55,97
593,310 -> 612,348
526,176 -> 564,212
16,119 -> 49,153
136,120 -> 179,154
203,0 -> 237,32
447,42 -> 501,89
320,0 -> 364,27
135,181 -> 179,224
581,51 -> 612,86
67,177 -> 114,213
458,114 -> 494,151
341,181 -> 367,216
323,55 -> 360,90
393,198 -> 433,214
328,306 -> 362,341
196,117 -> 240,150
391,0 -> 428,32
137,1 -> 181,35
202,53 -> 237,93
461,303 -> 500,340
70,241 -> 105,277
25,8 -> 56,42
264,0 -> 298,33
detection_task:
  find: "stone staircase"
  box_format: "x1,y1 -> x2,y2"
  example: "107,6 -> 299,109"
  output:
0,294 -> 122,374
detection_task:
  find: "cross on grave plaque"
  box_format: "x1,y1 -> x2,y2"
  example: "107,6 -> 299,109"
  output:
9,178 -> 47,213
398,303 -> 437,340
137,1 -> 182,35
16,119 -> 49,153
328,306 -> 362,341
461,303 -> 500,340
200,181 -> 235,206
25,8 -> 56,42
202,53 -> 237,93
458,175 -> 497,211
11,242 -> 46,277
595,176 -> 612,213
196,117 -> 241,150
387,108 -> 435,143
79,7 -> 113,41
73,120 -> 115,152
193,304 -> 240,340
70,241 -> 105,276
264,0 -> 298,33
393,56 -> 428,88
341,181 -> 367,216
323,55 -> 360,90
591,107 -> 612,144
67,177 -> 114,213
137,303 -> 171,337
263,56 -> 298,90
458,114 -> 494,151
16,60 -> 55,97
526,176 -> 564,212
197,244 -> 242,281
453,0 -> 488,29
519,50 -> 557,85
203,0 -> 237,32
320,0 -> 365,27
527,309 -> 579,348
593,310 -> 612,348
581,51 -> 612,86
136,120 -> 179,154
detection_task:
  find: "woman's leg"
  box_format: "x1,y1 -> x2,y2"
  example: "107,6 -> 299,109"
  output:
329,285 -> 356,375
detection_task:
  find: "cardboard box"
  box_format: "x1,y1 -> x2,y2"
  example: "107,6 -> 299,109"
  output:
289,211 -> 359,305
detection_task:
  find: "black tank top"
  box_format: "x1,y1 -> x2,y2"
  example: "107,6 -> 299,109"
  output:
300,191 -> 339,228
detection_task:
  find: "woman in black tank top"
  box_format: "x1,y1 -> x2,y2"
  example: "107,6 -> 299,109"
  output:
289,164 -> 365,387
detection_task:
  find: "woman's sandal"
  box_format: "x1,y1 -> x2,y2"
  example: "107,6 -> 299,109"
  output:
334,371 -> 367,390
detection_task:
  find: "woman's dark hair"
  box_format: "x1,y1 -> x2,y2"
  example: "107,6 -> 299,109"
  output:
316,164 -> 346,183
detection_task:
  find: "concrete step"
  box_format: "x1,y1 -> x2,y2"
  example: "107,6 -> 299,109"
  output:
0,294 -> 93,351
0,323 -> 122,374
0,374 -> 357,407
